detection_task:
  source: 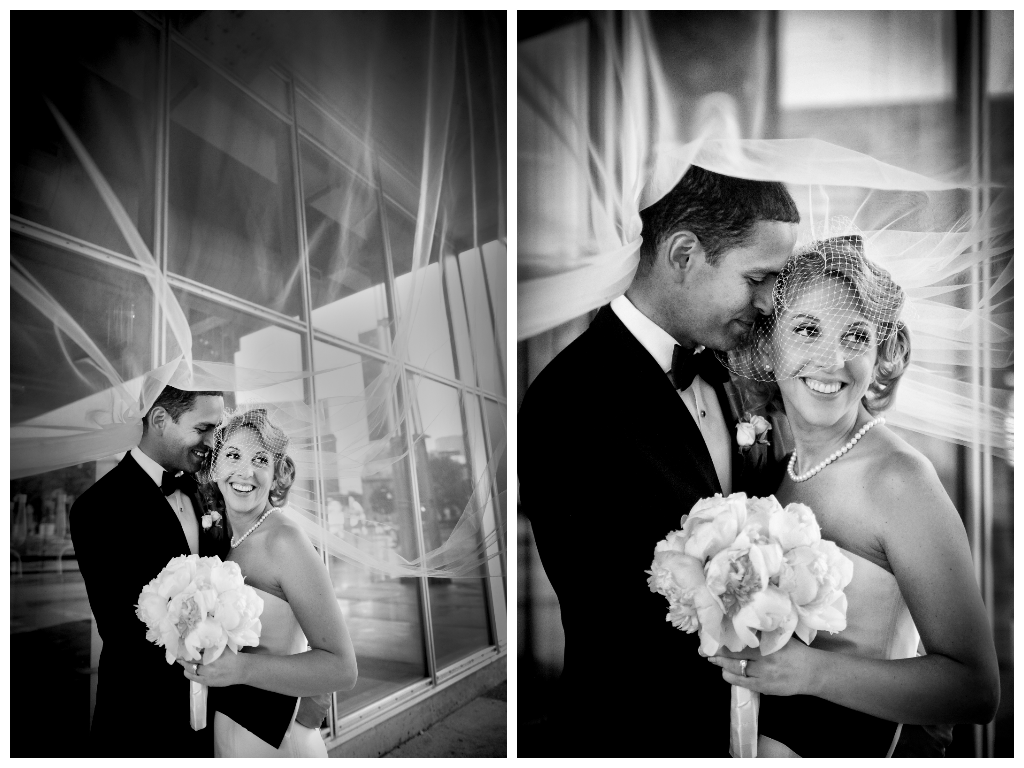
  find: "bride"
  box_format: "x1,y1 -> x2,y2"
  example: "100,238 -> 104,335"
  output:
707,235 -> 1000,757
181,407 -> 358,757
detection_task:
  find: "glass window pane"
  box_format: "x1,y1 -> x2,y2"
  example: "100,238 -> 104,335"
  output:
168,44 -> 303,317
170,11 -> 291,116
12,12 -> 158,254
409,375 -> 492,668
170,289 -> 307,407
11,235 -> 154,424
481,240 -> 507,371
483,398 -> 507,546
442,254 -> 477,386
391,210 -> 457,380
458,246 -> 503,395
302,139 -> 391,348
314,342 -> 428,716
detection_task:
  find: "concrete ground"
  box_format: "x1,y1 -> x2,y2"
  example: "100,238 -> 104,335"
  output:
382,680 -> 507,758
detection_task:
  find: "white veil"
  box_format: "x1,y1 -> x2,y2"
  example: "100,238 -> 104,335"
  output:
11,11 -> 506,578
517,10 -> 1012,459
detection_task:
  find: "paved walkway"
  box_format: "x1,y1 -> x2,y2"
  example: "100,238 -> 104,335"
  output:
382,680 -> 507,758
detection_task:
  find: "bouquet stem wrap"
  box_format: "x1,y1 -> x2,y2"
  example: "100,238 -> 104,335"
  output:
190,681 -> 208,731
729,685 -> 759,758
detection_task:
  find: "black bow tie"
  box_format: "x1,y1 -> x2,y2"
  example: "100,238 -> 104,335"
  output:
161,470 -> 198,497
671,345 -> 731,390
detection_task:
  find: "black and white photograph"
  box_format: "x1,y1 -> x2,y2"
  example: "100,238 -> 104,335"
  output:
518,10 -> 1012,758
10,10 -> 506,758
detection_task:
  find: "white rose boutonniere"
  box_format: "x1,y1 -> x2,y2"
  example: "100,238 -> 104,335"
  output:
736,413 -> 771,469
201,510 -> 223,530
736,413 -> 771,449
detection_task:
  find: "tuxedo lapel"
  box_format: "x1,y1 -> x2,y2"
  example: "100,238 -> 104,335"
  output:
710,376 -> 744,492
592,308 -> 722,496
120,453 -> 195,561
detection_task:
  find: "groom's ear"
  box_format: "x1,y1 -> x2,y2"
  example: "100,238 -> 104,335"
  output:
147,406 -> 169,434
664,230 -> 705,281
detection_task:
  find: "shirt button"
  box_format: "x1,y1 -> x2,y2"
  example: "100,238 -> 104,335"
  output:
700,410 -> 706,418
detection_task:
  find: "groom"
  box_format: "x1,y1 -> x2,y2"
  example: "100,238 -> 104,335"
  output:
71,385 -> 329,756
519,166 -> 799,755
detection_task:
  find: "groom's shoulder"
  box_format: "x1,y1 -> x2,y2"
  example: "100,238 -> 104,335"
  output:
71,454 -> 138,512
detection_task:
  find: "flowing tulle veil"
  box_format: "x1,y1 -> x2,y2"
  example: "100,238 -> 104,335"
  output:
11,12 -> 506,580
518,10 -> 1012,460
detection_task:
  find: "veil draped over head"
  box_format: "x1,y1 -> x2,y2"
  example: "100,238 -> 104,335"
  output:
11,11 -> 506,578
518,10 -> 1012,459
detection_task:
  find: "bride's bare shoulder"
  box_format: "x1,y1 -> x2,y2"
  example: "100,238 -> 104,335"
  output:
864,426 -> 955,520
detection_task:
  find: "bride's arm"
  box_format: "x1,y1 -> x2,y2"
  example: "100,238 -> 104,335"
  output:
713,451 -> 1000,725
187,523 -> 358,696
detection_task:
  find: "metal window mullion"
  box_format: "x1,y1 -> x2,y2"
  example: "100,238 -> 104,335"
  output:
286,72 -> 336,740
455,390 -> 500,654
154,14 -> 171,370
963,9 -> 995,758
473,392 -> 507,619
166,273 -> 308,334
476,244 -> 507,397
400,371 -> 440,685
372,155 -> 401,335
373,141 -> 438,687
11,217 -> 149,275
450,249 -> 482,388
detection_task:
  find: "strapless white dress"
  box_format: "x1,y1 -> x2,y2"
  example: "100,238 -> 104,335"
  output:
214,588 -> 328,758
759,548 -> 921,758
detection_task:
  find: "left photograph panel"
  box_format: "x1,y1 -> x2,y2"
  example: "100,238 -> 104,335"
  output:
10,10 -> 506,758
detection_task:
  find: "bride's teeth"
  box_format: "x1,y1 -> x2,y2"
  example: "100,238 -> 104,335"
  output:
804,378 -> 842,394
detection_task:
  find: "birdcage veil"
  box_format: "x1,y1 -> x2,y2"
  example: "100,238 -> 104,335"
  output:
723,225 -> 906,384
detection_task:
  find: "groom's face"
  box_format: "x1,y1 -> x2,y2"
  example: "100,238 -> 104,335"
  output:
160,395 -> 225,474
675,220 -> 797,351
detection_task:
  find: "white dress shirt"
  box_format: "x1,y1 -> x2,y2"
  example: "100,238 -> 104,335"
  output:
131,447 -> 199,555
610,296 -> 732,494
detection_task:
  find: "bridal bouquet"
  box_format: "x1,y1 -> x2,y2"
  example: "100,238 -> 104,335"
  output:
136,554 -> 264,730
647,492 -> 853,757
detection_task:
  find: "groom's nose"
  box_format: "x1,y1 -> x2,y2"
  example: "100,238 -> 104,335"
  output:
752,280 -> 776,315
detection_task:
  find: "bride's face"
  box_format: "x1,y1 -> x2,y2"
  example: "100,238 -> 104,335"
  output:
214,426 -> 275,517
772,277 -> 878,428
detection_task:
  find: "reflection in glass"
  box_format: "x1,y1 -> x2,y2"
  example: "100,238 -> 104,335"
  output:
302,139 -> 390,347
442,254 -> 477,386
483,398 -> 507,552
390,207 -> 457,379
314,342 -> 428,717
170,289 -> 307,407
11,235 -> 154,424
408,375 -> 491,669
11,12 -> 158,254
168,44 -> 302,317
481,240 -> 507,373
458,246 -> 503,395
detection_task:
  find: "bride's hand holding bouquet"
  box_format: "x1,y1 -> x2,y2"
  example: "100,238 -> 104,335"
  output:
135,554 -> 264,729
648,492 -> 853,757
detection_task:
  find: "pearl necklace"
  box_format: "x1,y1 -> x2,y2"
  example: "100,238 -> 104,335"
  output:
230,507 -> 275,548
788,417 -> 885,483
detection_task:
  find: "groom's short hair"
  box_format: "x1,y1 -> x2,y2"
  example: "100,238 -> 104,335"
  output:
637,166 -> 799,277
141,385 -> 223,434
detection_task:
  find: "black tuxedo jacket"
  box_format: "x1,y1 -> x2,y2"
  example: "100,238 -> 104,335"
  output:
70,452 -> 298,756
519,306 -> 779,756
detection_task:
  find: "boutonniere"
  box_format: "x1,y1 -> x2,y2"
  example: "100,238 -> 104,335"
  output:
736,413 -> 771,450
201,510 -> 223,530
736,413 -> 771,469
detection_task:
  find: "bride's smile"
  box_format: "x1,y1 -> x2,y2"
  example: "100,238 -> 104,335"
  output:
215,427 -> 274,518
